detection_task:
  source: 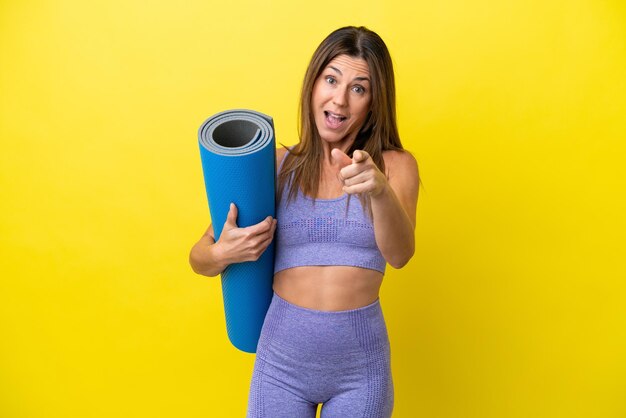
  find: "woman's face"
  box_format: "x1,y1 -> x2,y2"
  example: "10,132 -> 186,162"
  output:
311,54 -> 372,147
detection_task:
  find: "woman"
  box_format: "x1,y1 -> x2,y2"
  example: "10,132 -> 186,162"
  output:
189,26 -> 419,417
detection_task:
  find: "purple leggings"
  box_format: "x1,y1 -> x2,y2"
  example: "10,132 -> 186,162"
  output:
247,292 -> 393,417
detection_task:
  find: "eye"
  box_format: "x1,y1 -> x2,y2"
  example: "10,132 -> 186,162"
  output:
352,85 -> 366,94
325,75 -> 336,84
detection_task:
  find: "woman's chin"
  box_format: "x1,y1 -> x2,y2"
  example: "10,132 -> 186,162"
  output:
318,128 -> 354,144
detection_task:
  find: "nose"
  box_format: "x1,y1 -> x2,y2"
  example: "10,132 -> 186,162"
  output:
332,86 -> 348,107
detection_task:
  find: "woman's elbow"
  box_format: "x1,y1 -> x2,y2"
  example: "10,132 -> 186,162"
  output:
386,245 -> 415,269
189,248 -> 218,277
190,263 -> 219,278
189,254 -> 205,276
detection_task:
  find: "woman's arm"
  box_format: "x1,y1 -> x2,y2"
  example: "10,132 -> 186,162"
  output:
333,148 -> 420,268
189,205 -> 277,277
189,147 -> 287,277
370,151 -> 419,268
189,224 -> 226,277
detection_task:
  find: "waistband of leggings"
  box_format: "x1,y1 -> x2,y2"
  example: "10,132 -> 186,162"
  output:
272,291 -> 381,316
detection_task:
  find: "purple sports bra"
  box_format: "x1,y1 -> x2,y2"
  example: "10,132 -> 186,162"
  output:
273,150 -> 387,274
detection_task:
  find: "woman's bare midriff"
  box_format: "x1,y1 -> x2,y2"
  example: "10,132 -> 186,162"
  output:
272,266 -> 384,311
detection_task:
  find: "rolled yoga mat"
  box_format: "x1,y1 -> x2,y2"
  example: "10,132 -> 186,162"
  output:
198,109 -> 276,353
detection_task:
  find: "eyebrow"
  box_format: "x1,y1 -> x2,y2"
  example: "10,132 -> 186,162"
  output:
328,65 -> 371,83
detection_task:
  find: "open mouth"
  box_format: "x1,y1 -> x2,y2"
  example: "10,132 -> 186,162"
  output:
324,111 -> 347,129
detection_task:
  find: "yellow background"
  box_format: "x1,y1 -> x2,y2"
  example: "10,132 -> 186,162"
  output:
1,0 -> 625,417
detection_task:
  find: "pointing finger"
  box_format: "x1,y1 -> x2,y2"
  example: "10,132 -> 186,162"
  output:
331,148 -> 352,169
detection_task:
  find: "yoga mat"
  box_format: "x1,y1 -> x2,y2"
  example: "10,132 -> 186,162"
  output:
198,109 -> 276,353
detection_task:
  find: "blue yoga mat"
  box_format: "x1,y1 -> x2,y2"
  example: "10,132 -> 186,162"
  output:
198,109 -> 276,353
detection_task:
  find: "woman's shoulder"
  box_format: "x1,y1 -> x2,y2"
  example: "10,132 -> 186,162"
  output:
382,149 -> 419,176
276,146 -> 289,164
276,145 -> 294,174
382,149 -> 420,201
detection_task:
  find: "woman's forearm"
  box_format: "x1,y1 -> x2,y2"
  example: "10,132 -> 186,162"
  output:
370,183 -> 415,269
189,232 -> 228,277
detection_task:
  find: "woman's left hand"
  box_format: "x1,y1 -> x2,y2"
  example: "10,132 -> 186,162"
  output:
331,148 -> 388,197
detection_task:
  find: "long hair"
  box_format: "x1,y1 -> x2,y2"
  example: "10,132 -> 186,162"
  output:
278,26 -> 404,213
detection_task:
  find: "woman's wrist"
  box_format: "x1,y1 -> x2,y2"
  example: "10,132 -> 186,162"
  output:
209,241 -> 230,272
370,178 -> 392,199
190,240 -> 228,277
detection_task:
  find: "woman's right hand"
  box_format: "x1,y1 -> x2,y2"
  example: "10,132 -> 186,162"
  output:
214,203 -> 277,265
189,203 -> 277,277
